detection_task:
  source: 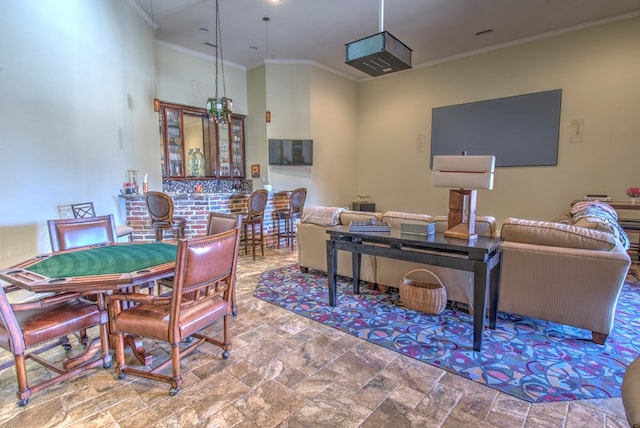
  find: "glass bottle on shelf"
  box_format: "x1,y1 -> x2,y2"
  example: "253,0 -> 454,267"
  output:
230,117 -> 244,177
218,122 -> 230,177
191,148 -> 205,177
186,149 -> 194,177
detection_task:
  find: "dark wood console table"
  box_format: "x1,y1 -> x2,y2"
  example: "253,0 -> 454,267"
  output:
325,227 -> 502,352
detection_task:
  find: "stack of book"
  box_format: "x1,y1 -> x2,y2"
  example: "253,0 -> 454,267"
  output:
349,221 -> 391,232
583,194 -> 612,202
400,222 -> 435,236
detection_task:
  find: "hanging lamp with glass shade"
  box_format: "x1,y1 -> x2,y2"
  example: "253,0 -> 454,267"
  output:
207,0 -> 232,123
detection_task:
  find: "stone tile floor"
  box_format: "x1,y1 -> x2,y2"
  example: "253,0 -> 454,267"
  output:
0,247 -> 629,427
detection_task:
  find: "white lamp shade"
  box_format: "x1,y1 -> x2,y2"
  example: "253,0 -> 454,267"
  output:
432,155 -> 495,190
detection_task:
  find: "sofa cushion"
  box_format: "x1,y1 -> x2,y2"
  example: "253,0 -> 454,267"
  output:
339,210 -> 382,225
434,215 -> 497,237
381,211 -> 432,229
301,206 -> 346,226
500,218 -> 618,251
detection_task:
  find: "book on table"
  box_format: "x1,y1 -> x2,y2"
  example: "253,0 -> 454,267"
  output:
349,221 -> 391,232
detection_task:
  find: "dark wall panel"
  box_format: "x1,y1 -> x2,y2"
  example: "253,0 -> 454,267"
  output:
430,89 -> 562,167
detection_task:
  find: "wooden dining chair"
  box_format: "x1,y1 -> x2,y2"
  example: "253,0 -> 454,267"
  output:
107,225 -> 241,396
206,213 -> 242,315
156,212 -> 242,315
48,214 -> 117,252
241,189 -> 268,260
144,192 -> 187,241
276,187 -> 307,249
0,285 -> 111,406
71,202 -> 135,241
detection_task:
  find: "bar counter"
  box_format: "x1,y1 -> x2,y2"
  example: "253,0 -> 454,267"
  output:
119,191 -> 290,245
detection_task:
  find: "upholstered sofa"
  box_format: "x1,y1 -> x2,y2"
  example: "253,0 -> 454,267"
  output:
498,202 -> 631,344
297,202 -> 631,345
623,356 -> 640,428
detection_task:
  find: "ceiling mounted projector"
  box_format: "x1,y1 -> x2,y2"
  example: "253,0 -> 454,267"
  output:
345,31 -> 412,77
344,0 -> 412,77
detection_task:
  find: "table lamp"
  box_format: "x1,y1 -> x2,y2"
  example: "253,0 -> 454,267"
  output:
432,153 -> 495,240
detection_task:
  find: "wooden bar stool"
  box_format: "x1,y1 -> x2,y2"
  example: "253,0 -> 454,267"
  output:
242,190 -> 268,260
276,187 -> 307,249
144,192 -> 187,241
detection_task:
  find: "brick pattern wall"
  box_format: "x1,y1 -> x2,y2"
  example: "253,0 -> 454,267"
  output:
121,192 -> 291,248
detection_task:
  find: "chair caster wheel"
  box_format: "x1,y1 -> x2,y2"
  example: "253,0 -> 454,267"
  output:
118,373 -> 126,380
63,344 -> 72,352
222,350 -> 230,359
183,336 -> 193,343
169,387 -> 179,396
232,309 -> 238,316
103,362 -> 112,369
17,399 -> 28,407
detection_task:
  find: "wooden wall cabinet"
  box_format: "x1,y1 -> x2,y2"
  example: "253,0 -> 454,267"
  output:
158,101 -> 245,179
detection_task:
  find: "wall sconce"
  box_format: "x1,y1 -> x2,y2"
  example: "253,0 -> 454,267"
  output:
432,153 -> 495,240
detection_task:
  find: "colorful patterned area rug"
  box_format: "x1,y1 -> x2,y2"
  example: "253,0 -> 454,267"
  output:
254,264 -> 640,403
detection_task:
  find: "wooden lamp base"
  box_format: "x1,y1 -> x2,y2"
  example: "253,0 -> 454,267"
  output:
444,189 -> 478,240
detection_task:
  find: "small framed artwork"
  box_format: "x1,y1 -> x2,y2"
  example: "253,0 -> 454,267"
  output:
251,164 -> 260,178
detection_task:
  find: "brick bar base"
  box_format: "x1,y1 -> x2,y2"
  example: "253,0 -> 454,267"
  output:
119,192 -> 291,248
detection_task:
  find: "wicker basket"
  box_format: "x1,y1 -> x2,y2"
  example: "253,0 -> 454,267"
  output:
399,269 -> 447,314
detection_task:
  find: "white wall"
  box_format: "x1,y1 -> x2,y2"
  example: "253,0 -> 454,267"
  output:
356,17 -> 640,224
0,0 -> 159,265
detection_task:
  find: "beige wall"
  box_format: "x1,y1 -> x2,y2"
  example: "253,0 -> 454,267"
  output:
248,62 -> 359,207
356,17 -> 640,224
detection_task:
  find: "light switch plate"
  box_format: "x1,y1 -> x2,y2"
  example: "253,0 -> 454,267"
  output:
570,119 -> 584,143
417,134 -> 425,152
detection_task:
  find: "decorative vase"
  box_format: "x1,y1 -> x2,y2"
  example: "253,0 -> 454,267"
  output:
190,148 -> 205,177
630,197 -> 637,204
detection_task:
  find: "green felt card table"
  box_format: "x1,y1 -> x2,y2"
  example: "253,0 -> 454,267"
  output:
0,242 -> 178,366
0,242 -> 177,294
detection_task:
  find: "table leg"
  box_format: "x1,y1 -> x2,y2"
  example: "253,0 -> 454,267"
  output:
326,240 -> 338,306
352,251 -> 361,294
473,262 -> 490,351
488,254 -> 501,330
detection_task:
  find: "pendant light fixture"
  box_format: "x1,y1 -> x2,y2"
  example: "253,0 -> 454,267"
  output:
151,0 -> 160,112
263,16 -> 271,123
206,0 -> 232,123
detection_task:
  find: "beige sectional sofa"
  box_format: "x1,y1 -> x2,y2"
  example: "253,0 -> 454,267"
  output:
296,202 -> 631,345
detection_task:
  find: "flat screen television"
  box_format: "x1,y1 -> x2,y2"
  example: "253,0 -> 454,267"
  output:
268,139 -> 313,166
431,89 -> 562,167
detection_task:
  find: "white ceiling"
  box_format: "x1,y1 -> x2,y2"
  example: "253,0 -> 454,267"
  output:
130,0 -> 640,80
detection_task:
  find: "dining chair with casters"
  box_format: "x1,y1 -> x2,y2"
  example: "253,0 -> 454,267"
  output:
206,213 -> 242,316
242,190 -> 268,260
0,285 -> 111,406
71,201 -> 134,241
107,225 -> 241,396
48,214 -> 121,345
156,212 -> 242,316
276,187 -> 307,249
48,214 -> 117,252
144,192 -> 187,242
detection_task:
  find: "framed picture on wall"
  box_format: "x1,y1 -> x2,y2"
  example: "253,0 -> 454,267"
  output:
251,164 -> 260,178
